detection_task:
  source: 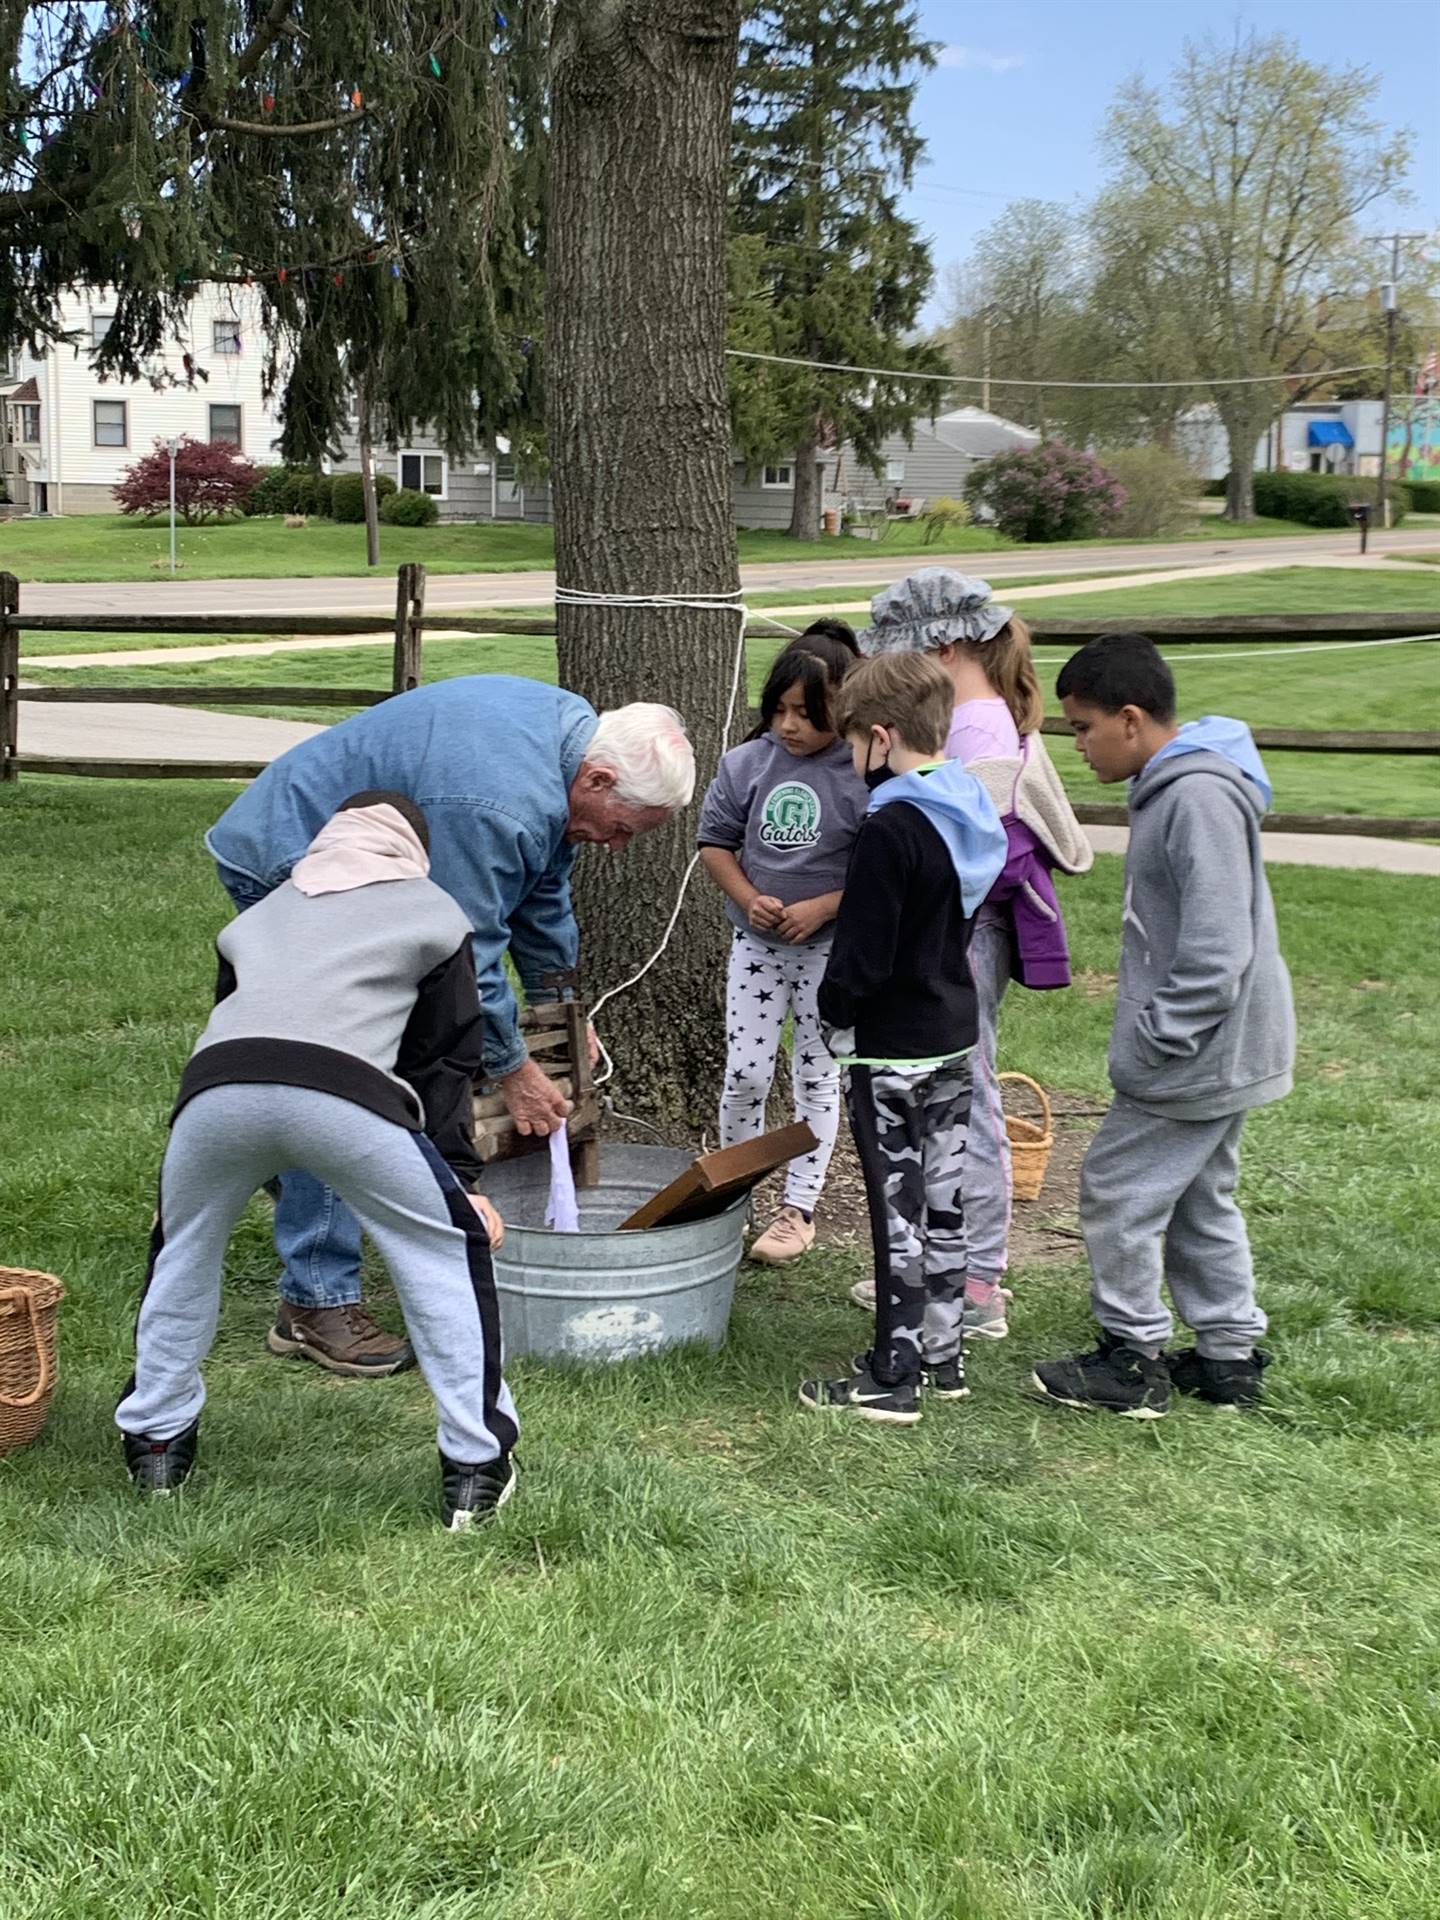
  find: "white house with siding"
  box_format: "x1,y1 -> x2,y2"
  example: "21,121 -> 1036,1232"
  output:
1,284 -> 283,515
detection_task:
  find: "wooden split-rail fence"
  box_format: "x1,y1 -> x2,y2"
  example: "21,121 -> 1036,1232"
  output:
2,566 -> 1438,840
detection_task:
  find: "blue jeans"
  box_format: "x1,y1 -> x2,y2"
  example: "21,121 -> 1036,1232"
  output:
215,864 -> 364,1310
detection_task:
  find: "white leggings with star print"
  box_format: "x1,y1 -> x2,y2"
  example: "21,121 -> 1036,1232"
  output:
719,928 -> 841,1213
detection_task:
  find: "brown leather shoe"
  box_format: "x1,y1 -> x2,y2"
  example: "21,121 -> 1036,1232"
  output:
266,1303 -> 415,1377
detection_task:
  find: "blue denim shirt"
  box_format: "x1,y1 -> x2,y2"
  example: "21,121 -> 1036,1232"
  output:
206,676 -> 599,1077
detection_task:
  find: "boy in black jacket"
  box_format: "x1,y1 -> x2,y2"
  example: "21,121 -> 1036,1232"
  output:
803,656 -> 1007,1423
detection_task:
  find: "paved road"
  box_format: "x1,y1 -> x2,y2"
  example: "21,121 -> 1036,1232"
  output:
18,526 -> 1439,619
1085,824 -> 1439,878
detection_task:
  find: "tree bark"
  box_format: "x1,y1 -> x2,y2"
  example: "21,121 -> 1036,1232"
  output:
548,0 -> 744,1121
357,380 -> 381,568
787,431 -> 823,540
1220,406 -> 1265,521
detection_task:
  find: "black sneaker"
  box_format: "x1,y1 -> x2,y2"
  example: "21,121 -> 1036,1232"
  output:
1167,1347 -> 1271,1410
798,1352 -> 922,1424
440,1452 -> 516,1531
1032,1333 -> 1170,1419
122,1420 -> 199,1494
924,1355 -> 970,1400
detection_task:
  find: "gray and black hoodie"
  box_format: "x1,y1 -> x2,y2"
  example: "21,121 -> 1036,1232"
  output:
175,878 -> 485,1186
1111,717 -> 1295,1121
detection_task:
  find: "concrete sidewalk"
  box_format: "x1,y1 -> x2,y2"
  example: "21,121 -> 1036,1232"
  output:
1086,823 -> 1439,877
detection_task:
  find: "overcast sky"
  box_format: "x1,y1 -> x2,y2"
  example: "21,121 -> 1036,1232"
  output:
904,0 -> 1440,328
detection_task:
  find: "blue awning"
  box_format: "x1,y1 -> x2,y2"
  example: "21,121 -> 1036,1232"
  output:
1308,420 -> 1353,448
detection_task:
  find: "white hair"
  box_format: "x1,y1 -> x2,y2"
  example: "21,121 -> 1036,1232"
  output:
586,703 -> 696,811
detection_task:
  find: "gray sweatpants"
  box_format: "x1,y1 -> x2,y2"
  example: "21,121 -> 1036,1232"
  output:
116,1084 -> 518,1463
1080,1096 -> 1267,1360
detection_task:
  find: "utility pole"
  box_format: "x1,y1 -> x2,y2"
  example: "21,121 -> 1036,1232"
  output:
1376,232 -> 1426,528
981,304 -> 992,412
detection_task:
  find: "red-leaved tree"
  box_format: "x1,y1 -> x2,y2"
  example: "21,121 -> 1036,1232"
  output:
114,436 -> 260,524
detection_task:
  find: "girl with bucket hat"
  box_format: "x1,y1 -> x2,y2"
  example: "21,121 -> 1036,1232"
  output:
851,569 -> 1092,1340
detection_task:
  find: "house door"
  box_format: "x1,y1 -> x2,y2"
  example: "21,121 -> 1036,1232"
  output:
495,458 -> 525,520
34,482 -> 48,514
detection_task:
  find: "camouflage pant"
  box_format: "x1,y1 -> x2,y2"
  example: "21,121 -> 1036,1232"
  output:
847,1060 -> 973,1385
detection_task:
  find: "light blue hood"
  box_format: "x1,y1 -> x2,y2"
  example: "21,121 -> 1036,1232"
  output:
1145,716 -> 1273,811
868,760 -> 1007,916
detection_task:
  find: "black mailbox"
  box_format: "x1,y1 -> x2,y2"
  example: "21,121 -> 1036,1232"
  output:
1347,499 -> 1372,552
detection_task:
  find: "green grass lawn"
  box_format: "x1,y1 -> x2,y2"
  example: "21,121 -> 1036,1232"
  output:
1,509 -> 1337,583
26,569 -> 1440,818
2,780 -> 1438,1918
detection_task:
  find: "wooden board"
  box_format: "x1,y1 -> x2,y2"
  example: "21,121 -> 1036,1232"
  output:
617,1122 -> 818,1232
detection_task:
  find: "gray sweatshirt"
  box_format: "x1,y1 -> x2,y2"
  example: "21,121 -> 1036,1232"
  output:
176,877 -> 486,1183
1110,745 -> 1295,1120
697,734 -> 868,949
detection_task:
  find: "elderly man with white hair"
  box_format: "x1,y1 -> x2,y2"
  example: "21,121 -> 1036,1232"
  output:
205,675 -> 694,1377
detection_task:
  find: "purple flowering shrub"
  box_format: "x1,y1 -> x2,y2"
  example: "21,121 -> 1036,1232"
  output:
964,442 -> 1127,543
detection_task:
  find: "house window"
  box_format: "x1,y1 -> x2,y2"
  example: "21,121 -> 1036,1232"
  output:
213,318 -> 242,356
399,451 -> 446,497
209,403 -> 243,446
15,403 -> 40,444
93,399 -> 127,447
91,314 -> 115,350
762,463 -> 794,489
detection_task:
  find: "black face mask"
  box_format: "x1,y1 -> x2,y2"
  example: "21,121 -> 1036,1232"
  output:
863,737 -> 895,791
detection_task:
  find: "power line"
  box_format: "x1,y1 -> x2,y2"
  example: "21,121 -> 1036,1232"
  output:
725,348 -> 1389,391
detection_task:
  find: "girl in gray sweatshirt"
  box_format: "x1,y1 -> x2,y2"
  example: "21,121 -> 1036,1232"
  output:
697,635 -> 867,1265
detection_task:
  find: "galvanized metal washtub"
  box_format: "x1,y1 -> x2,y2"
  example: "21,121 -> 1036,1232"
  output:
480,1143 -> 746,1364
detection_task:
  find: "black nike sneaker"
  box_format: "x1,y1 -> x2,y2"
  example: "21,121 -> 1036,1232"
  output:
122,1420 -> 199,1494
440,1452 -> 517,1531
1167,1347 -> 1271,1410
1032,1331 -> 1170,1419
798,1352 -> 922,1425
924,1355 -> 970,1400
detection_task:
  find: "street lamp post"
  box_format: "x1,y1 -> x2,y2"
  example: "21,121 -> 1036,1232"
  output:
166,437 -> 179,576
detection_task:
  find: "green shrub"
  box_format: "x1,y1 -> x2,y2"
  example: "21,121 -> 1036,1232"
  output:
282,469 -> 329,517
1203,477 -> 1228,498
1100,444 -> 1198,538
1404,478 -> 1440,513
920,496 -> 970,544
1252,469 -> 1406,528
244,465 -> 289,516
328,470 -> 397,523
380,486 -> 439,527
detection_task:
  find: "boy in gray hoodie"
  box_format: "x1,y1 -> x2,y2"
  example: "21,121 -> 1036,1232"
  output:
1032,634 -> 1295,1417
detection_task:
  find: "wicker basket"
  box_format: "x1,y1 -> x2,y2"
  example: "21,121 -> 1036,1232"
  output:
999,1073 -> 1054,1203
0,1268 -> 65,1456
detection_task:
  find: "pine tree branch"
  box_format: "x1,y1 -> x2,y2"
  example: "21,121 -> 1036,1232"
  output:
236,0 -> 296,80
191,108 -> 369,136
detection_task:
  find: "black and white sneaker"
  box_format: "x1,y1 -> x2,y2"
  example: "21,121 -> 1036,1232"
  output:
122,1420 -> 199,1494
1032,1333 -> 1170,1419
1167,1347 -> 1271,1410
924,1356 -> 970,1400
440,1452 -> 516,1531
798,1352 -> 922,1425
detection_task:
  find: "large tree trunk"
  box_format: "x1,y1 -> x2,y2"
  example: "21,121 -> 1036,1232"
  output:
787,430 -> 822,539
357,379 -> 381,569
1219,404 -> 1266,521
548,0 -> 743,1120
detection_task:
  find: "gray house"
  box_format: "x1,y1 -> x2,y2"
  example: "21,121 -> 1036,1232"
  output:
332,403 -> 1035,532
831,408 -> 1040,518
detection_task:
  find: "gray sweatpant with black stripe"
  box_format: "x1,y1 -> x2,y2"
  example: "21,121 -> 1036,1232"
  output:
115,1083 -> 518,1464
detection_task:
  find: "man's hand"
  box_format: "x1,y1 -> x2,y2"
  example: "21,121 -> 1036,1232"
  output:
587,1020 -> 601,1070
500,1057 -> 573,1137
468,1193 -> 506,1251
775,894 -> 838,945
748,892 -> 784,933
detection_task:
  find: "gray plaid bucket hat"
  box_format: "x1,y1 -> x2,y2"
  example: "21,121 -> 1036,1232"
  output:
859,568 -> 1014,655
